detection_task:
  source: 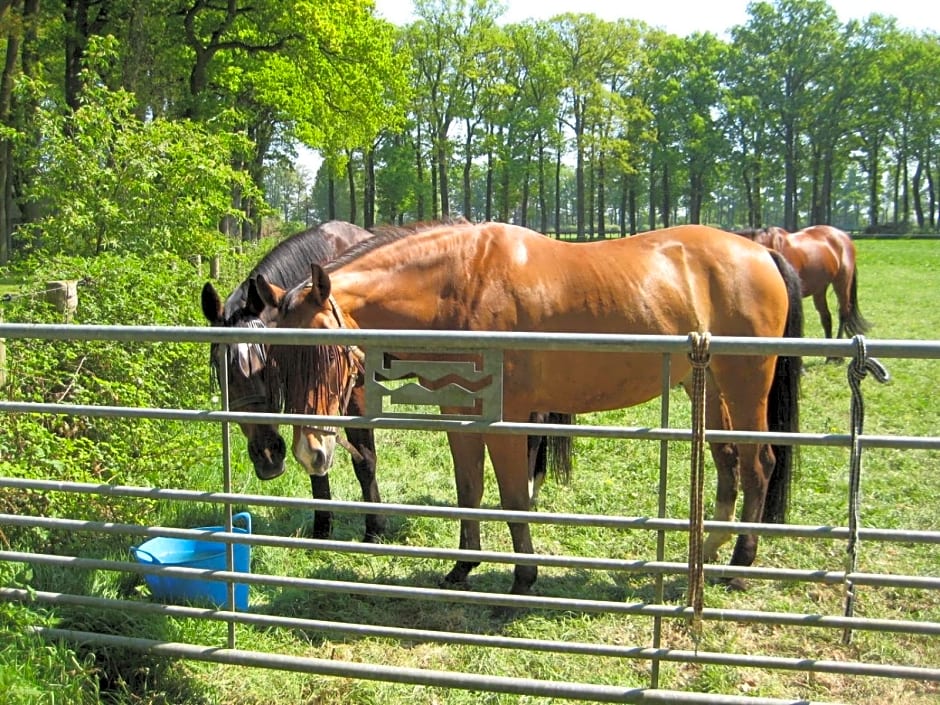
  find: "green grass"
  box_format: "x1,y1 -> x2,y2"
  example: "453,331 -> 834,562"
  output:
2,239 -> 940,704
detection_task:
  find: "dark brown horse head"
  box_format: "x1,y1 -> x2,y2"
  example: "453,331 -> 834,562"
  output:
255,266 -> 364,477
201,280 -> 287,480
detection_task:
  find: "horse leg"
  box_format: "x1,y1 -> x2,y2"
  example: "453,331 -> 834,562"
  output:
308,474 -> 333,539
440,430 -> 486,589
344,426 -> 386,542
697,364 -> 774,591
699,388 -> 738,563
485,432 -> 537,595
813,290 -> 834,339
726,441 -> 775,590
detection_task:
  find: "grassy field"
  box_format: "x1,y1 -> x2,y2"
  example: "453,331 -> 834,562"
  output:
3,239 -> 940,704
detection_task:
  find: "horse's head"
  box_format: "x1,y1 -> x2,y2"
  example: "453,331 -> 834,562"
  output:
255,266 -> 364,477
201,281 -> 287,481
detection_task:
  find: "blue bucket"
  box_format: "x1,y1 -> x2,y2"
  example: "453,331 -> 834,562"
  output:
131,511 -> 251,610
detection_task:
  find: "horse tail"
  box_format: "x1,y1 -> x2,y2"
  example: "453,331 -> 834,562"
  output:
763,251 -> 803,524
529,412 -> 574,486
842,269 -> 871,337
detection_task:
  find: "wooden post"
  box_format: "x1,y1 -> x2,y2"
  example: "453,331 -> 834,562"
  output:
0,310 -> 6,389
45,280 -> 78,322
210,254 -> 221,279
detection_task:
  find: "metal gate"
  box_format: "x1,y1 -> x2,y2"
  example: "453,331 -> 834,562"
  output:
1,322 -> 938,705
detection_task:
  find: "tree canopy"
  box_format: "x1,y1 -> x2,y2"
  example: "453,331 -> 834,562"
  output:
1,0 -> 937,263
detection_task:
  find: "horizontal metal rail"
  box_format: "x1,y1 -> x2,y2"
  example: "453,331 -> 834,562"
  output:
3,590 -> 935,685
3,321 -> 940,360
30,627 -> 843,705
3,551 -> 938,637
1,401 -> 939,451
2,485 -> 939,545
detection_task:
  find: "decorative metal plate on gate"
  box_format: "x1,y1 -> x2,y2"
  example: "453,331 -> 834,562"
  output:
362,347 -> 503,421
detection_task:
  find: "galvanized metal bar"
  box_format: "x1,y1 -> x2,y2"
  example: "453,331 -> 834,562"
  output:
3,551 -> 937,638
5,590 -> 936,684
3,490 -> 938,545
3,321 -> 940,360
30,627 -> 843,704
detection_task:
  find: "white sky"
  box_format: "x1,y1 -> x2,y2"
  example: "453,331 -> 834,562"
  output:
372,0 -> 939,36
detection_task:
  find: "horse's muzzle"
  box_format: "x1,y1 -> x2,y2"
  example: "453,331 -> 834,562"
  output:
248,432 -> 287,480
293,426 -> 338,477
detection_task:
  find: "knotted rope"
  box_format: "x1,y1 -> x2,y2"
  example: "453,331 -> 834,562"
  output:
842,335 -> 890,644
687,332 -> 711,638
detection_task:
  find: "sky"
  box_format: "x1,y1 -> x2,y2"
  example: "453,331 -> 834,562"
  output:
372,0 -> 939,36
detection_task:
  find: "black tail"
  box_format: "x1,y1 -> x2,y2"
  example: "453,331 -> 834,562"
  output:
841,270 -> 871,337
529,412 -> 574,486
763,251 -> 803,523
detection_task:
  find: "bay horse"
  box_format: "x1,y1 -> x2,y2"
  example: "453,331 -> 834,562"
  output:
200,220 -> 568,542
201,220 -> 387,541
737,225 -> 869,341
256,221 -> 803,594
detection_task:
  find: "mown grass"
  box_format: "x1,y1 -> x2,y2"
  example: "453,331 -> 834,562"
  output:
3,238 -> 940,704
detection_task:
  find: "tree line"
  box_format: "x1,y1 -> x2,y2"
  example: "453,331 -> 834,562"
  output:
1,0 -> 937,264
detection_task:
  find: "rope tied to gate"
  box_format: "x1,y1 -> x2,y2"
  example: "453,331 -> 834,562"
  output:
687,332 -> 711,639
842,335 -> 890,644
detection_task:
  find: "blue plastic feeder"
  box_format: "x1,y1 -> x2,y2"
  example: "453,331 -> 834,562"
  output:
131,511 -> 252,610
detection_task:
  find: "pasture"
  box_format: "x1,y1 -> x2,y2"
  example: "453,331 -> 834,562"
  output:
2,237 -> 939,704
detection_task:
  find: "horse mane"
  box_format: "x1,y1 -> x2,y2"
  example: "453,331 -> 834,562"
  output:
732,227 -> 765,240
223,224 -> 356,319
324,217 -> 473,273
731,227 -> 788,251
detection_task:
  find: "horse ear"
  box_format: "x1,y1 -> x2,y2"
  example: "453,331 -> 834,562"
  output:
201,282 -> 224,324
245,277 -> 266,316
254,274 -> 285,310
310,264 -> 331,303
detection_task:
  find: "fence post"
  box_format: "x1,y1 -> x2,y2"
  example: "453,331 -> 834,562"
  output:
0,309 -> 6,388
210,254 -> 221,279
45,280 -> 78,322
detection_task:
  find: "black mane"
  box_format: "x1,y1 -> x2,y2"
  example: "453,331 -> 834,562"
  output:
223,223 -> 361,320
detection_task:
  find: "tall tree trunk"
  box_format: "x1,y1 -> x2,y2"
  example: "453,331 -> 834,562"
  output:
0,3 -> 21,264
596,152 -> 605,238
537,133 -> 548,235
364,146 -> 375,228
346,150 -> 357,224
660,161 -> 670,228
783,118 -> 798,231
553,145 -> 561,236
435,131 -> 448,219
414,127 -> 425,221
462,127 -> 473,219
327,173 -> 336,221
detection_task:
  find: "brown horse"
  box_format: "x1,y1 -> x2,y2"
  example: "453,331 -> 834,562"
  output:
201,220 -> 569,542
737,225 -> 869,341
256,221 -> 803,594
201,220 -> 386,541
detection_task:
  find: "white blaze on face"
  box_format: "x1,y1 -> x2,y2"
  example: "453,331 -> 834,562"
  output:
293,427 -> 337,477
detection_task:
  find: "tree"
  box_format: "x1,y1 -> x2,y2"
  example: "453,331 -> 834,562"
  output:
17,38 -> 259,258
731,0 -> 841,230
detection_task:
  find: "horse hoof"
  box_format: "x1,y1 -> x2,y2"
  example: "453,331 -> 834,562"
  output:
310,518 -> 332,540
724,577 -> 748,592
439,576 -> 470,591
